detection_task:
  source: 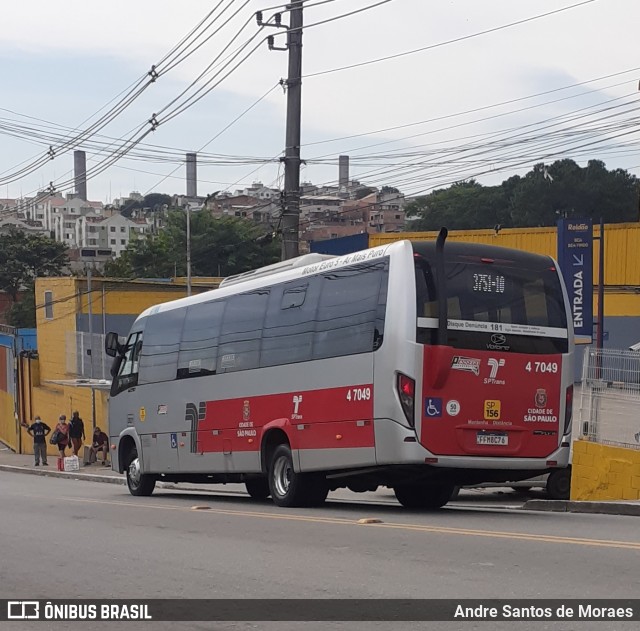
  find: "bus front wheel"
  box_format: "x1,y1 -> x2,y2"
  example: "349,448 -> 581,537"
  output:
125,448 -> 156,497
268,444 -> 328,508
394,482 -> 454,509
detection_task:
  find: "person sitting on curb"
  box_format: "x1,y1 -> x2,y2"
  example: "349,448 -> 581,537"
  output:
86,427 -> 109,466
24,416 -> 51,466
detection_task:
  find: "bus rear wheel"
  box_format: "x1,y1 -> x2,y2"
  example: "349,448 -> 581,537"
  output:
245,477 -> 270,500
394,482 -> 454,509
546,467 -> 571,500
268,444 -> 328,508
125,448 -> 156,497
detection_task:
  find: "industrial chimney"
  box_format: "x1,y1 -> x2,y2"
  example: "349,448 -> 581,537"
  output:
338,155 -> 349,196
74,150 -> 87,200
186,152 -> 197,198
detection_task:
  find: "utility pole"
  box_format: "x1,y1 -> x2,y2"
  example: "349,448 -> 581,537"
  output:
259,2 -> 304,260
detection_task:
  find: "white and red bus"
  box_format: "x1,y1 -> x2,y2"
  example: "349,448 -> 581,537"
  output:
105,232 -> 574,508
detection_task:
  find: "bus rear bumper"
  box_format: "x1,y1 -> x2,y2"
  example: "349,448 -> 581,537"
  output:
373,417 -> 571,470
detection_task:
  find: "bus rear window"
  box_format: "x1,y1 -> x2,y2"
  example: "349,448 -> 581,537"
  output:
415,256 -> 568,354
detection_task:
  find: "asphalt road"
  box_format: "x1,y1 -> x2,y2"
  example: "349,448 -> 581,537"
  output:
1,472 -> 639,631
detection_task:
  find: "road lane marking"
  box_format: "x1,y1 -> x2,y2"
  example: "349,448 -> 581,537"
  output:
40,495 -> 640,551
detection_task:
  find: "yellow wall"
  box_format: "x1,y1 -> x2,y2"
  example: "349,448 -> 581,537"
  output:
77,281 -> 212,317
571,440 -> 640,500
35,277 -> 79,382
0,390 -> 17,451
20,379 -> 109,457
370,222 -> 640,287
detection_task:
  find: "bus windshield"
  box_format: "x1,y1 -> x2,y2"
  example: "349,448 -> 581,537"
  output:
414,243 -> 568,354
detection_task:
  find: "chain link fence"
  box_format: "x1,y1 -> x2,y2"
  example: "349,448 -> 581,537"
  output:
66,332 -> 111,381
579,347 -> 640,448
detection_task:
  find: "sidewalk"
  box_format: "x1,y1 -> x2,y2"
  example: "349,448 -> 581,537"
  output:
1,444 -> 638,515
0,444 -> 125,485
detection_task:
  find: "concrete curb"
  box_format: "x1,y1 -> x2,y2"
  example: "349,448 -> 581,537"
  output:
523,499 -> 640,516
0,463 -> 125,485
0,464 -> 240,495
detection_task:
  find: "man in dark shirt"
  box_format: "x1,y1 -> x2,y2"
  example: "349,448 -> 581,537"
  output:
26,416 -> 51,466
69,411 -> 85,456
87,427 -> 109,466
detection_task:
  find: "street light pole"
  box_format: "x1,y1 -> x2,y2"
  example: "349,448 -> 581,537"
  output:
186,204 -> 192,297
86,263 -> 94,379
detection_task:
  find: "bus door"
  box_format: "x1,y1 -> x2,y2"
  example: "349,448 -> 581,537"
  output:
414,247 -> 570,459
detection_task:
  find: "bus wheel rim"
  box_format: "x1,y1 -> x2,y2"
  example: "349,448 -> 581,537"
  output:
273,455 -> 291,497
128,457 -> 142,488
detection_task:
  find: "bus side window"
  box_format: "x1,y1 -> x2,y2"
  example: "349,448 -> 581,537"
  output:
138,308 -> 186,384
313,261 -> 386,360
177,300 -> 225,379
218,290 -> 270,373
261,281 -> 319,368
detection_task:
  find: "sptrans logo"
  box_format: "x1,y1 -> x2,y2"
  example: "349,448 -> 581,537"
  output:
291,395 -> 303,420
484,358 -> 506,385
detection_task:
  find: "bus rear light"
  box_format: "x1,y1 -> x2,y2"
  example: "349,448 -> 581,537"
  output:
397,373 -> 416,427
480,257 -> 494,264
563,384 -> 574,435
425,457 -> 438,464
546,460 -> 558,467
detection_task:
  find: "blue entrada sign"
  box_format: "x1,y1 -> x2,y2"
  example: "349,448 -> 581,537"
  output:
557,218 -> 593,339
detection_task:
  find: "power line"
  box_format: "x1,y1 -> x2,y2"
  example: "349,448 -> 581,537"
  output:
303,0 -> 599,79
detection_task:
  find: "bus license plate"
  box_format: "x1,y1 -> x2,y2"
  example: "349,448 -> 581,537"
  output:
477,432 -> 508,446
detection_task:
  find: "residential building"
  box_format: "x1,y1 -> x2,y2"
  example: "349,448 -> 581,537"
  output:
234,182 -> 280,201
87,213 -> 150,257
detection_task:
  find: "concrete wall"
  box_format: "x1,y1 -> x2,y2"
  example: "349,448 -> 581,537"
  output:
571,440 -> 640,500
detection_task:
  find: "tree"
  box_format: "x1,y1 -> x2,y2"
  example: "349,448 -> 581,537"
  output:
143,193 -> 171,210
407,160 -> 640,230
105,212 -> 280,279
0,229 -> 69,301
7,284 -> 35,328
407,180 -> 509,230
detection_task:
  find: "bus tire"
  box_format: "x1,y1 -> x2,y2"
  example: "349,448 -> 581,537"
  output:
268,444 -> 325,508
394,482 -> 454,509
125,448 -> 156,497
245,477 -> 271,500
546,467 -> 571,500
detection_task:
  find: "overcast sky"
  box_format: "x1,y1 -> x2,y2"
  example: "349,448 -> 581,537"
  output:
1,0 -> 638,203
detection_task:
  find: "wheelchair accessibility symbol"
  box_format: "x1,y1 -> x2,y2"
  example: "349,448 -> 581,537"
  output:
425,397 -> 442,417
170,433 -> 178,449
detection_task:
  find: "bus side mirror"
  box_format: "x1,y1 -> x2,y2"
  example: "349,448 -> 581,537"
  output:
105,332 -> 121,357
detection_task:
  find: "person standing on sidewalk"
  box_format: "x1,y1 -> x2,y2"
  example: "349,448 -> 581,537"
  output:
54,415 -> 71,457
25,416 -> 51,466
69,411 -> 85,456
